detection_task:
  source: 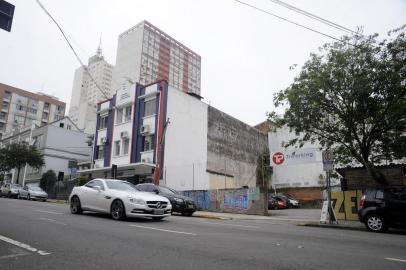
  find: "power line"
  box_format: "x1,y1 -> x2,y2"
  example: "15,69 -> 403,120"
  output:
234,0 -> 343,43
35,0 -> 109,99
268,0 -> 360,36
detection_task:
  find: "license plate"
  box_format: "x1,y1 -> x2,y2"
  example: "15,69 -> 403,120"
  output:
153,209 -> 164,215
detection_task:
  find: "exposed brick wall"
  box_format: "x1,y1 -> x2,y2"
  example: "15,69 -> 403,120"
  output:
337,165 -> 405,190
275,187 -> 323,201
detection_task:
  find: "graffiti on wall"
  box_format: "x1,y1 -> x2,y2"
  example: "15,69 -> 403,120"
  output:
182,187 -> 261,214
331,190 -> 363,221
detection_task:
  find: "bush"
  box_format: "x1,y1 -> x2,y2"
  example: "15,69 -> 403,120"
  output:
40,170 -> 57,192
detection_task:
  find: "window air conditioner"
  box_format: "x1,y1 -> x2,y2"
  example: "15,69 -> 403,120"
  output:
101,137 -> 107,144
140,125 -> 150,134
120,131 -> 129,138
141,157 -> 151,163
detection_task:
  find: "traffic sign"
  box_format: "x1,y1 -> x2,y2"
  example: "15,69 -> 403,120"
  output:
322,150 -> 334,171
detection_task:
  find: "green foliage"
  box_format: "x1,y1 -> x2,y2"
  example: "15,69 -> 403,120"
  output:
256,149 -> 272,187
77,176 -> 89,186
40,170 -> 57,192
269,26 -> 406,185
1,143 -> 44,180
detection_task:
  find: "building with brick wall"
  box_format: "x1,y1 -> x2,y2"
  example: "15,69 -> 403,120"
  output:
0,83 -> 65,140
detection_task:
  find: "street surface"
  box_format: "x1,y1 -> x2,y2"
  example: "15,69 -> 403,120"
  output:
0,197 -> 405,270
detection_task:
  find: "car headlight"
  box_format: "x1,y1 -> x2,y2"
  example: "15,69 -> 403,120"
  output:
173,197 -> 184,203
128,196 -> 145,205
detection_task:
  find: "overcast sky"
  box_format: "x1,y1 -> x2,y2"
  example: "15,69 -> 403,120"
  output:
0,0 -> 405,126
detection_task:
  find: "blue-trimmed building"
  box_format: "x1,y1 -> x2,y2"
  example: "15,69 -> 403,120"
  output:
79,80 -> 267,191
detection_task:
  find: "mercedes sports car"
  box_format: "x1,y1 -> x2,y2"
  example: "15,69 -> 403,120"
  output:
69,179 -> 172,220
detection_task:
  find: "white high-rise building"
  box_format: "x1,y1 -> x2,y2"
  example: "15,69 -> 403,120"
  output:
68,44 -> 114,134
112,20 -> 201,97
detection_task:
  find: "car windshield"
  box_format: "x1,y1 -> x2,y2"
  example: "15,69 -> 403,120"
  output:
105,180 -> 139,192
30,187 -> 43,191
11,184 -> 22,188
159,186 -> 177,195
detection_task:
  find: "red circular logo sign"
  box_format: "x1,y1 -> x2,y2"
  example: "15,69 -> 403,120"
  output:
272,152 -> 285,165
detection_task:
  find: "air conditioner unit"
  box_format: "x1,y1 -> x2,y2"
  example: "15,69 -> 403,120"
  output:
140,125 -> 150,134
101,137 -> 107,144
141,157 -> 151,163
120,131 -> 129,138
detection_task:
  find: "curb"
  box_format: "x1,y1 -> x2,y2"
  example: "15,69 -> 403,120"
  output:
47,200 -> 68,205
298,223 -> 366,232
191,214 -> 232,220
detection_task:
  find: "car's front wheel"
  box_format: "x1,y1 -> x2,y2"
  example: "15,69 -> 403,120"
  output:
70,196 -> 83,214
111,200 -> 126,220
365,214 -> 388,233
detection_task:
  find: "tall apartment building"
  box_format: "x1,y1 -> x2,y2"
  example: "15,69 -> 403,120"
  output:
112,20 -> 201,98
0,83 -> 65,139
68,45 -> 114,134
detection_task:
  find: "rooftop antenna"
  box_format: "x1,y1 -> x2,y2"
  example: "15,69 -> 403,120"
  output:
96,33 -> 103,58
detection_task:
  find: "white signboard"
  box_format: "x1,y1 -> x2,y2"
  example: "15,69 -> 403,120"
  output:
271,148 -> 319,166
322,150 -> 334,171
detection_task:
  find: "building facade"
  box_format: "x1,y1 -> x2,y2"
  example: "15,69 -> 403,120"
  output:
112,20 -> 201,98
1,117 -> 91,186
0,83 -> 65,140
79,81 -> 267,191
68,46 -> 114,134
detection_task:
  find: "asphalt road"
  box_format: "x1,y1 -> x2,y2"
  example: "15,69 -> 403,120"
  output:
1,197 -> 406,270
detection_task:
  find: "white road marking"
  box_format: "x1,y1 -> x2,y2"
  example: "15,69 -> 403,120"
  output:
129,225 -> 197,236
35,210 -> 63,215
0,235 -> 51,256
385,257 -> 406,263
0,248 -> 30,260
38,218 -> 67,226
199,221 -> 261,229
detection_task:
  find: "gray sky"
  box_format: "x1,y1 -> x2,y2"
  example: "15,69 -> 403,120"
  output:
0,0 -> 405,126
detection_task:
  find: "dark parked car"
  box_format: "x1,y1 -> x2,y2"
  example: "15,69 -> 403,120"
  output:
358,187 -> 406,233
268,195 -> 288,210
136,183 -> 196,216
277,194 -> 300,208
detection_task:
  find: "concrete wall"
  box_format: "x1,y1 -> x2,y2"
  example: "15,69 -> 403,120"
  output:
112,23 -> 144,92
207,107 -> 267,188
182,187 -> 263,214
163,87 -> 208,190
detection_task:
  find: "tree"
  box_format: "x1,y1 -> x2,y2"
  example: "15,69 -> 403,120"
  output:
4,143 -> 44,183
269,26 -> 406,185
40,170 -> 56,192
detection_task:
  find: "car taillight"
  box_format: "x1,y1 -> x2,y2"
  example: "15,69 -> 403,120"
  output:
360,195 -> 365,208
277,201 -> 284,206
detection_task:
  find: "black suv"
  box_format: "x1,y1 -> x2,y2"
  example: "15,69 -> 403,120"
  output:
358,187 -> 406,232
136,183 -> 196,216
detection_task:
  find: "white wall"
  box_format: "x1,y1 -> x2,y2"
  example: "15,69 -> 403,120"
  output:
163,87 -> 209,191
112,23 -> 144,93
268,126 -> 324,188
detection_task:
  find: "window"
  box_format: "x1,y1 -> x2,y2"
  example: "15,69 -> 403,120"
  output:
144,135 -> 153,151
33,134 -> 44,149
27,108 -> 37,114
99,115 -> 108,129
114,141 -> 120,156
116,105 -> 132,124
116,108 -> 123,123
14,115 -> 24,124
144,99 -> 156,116
44,103 -> 50,110
123,138 -> 130,155
67,125 -> 71,130
59,123 -> 64,128
85,180 -> 105,191
97,146 -> 104,159
124,105 -> 132,122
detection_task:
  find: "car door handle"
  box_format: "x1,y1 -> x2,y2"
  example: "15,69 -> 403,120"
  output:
104,196 -> 111,199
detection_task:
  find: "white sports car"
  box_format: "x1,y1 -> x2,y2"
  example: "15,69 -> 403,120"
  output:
69,179 -> 172,220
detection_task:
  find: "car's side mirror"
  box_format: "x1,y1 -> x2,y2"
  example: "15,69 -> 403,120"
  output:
154,189 -> 159,194
94,186 -> 101,192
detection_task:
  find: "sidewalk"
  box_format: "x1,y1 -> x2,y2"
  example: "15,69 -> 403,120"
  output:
192,210 -> 367,231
